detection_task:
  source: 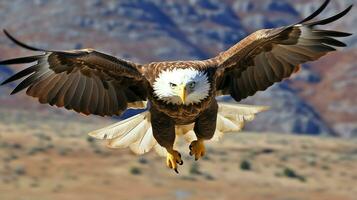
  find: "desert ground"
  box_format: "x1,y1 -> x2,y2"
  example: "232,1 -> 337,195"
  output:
0,105 -> 356,200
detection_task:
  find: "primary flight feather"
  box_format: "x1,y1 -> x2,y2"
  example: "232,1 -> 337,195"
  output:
0,0 -> 352,173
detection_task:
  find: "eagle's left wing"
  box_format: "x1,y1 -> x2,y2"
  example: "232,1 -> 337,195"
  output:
0,30 -> 148,116
214,0 -> 352,101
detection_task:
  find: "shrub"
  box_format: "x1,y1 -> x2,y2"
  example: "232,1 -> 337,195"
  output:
46,143 -> 54,149
240,160 -> 251,171
93,148 -> 103,155
11,143 -> 22,149
30,180 -> 39,188
28,146 -> 47,155
204,174 -> 215,181
138,157 -> 148,164
321,165 -> 330,170
87,136 -> 95,143
35,133 -> 52,141
9,154 -> 18,161
58,147 -> 69,156
283,167 -> 306,182
130,167 -> 142,175
14,165 -> 26,176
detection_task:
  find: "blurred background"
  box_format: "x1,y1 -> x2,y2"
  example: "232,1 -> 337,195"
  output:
0,0 -> 356,200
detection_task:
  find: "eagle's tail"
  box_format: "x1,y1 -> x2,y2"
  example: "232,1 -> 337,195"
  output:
88,102 -> 268,157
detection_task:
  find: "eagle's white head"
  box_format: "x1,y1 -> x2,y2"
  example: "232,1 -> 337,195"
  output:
153,68 -> 210,105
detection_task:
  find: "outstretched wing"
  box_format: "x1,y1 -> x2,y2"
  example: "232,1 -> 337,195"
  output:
0,30 -> 148,116
214,0 -> 352,101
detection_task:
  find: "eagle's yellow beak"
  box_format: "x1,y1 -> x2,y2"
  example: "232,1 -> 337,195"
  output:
178,84 -> 187,103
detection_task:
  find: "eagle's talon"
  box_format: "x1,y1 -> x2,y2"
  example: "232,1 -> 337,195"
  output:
177,160 -> 183,165
189,140 -> 206,161
166,150 -> 182,173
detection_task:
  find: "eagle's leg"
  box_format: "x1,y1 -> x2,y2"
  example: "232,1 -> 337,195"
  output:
190,100 -> 218,160
150,107 -> 183,173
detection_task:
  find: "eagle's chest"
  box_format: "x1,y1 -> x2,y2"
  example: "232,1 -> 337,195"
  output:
150,97 -> 213,125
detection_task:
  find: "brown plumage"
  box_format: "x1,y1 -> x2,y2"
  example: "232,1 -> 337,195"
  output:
0,0 -> 352,172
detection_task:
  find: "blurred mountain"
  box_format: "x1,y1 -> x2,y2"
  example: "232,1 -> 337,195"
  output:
0,0 -> 355,137
0,65 -> 13,96
0,66 -> 13,81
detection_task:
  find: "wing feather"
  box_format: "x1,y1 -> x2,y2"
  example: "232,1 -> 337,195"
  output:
80,76 -> 94,115
247,67 -> 258,93
39,74 -> 63,104
27,72 -> 55,97
88,77 -> 99,114
47,72 -> 68,105
72,75 -> 87,113
63,71 -> 81,109
11,66 -> 48,95
54,72 -> 76,107
265,52 -> 283,80
241,70 -> 253,95
107,82 -> 119,115
103,89 -> 110,116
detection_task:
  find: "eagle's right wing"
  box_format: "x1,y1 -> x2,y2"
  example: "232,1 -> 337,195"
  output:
0,30 -> 148,116
214,0 -> 352,101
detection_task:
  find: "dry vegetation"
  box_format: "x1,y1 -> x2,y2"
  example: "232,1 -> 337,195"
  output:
0,106 -> 356,200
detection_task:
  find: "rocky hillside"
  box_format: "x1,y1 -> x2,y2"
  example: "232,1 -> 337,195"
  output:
0,0 -> 355,137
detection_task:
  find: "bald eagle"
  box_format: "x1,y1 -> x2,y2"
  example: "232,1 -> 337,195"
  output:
0,0 -> 352,173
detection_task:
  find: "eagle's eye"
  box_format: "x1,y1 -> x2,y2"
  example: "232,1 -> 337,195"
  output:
169,82 -> 177,88
188,82 -> 196,89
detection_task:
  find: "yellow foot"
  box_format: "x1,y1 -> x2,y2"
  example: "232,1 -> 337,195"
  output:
189,139 -> 205,161
166,150 -> 183,173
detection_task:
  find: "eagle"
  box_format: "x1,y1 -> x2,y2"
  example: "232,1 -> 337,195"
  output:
0,0 -> 352,173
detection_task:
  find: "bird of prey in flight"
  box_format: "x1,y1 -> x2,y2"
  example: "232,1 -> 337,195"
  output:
0,0 -> 352,173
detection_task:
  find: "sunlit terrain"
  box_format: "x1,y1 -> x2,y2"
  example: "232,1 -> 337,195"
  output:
0,106 -> 356,200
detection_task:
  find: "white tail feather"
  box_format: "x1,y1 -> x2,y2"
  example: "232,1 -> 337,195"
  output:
88,102 -> 268,156
130,127 -> 156,154
216,114 -> 240,132
88,112 -> 148,139
107,118 -> 149,148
